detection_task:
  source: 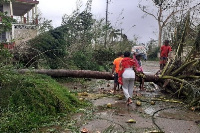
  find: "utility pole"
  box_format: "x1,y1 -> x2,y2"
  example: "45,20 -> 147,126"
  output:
120,28 -> 123,42
104,0 -> 109,48
120,28 -> 123,50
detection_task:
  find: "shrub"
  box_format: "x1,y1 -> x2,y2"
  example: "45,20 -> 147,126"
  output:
0,68 -> 84,132
147,47 -> 160,60
72,51 -> 100,71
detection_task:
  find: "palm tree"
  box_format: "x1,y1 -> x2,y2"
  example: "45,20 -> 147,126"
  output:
108,29 -> 121,42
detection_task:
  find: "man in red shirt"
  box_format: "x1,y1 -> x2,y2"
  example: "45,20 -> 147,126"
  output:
160,40 -> 172,70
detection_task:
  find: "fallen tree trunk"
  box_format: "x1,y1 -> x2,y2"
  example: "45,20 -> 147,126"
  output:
18,69 -> 159,82
17,65 -> 199,107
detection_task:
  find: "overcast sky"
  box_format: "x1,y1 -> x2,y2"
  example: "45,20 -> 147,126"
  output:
38,0 -> 158,43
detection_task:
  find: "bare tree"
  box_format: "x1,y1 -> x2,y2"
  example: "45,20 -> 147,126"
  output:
139,0 -> 200,47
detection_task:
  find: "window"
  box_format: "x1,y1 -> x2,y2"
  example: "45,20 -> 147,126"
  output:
0,5 -> 3,12
0,32 -> 7,42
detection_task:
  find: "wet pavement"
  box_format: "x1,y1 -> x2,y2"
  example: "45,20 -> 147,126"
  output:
63,61 -> 200,133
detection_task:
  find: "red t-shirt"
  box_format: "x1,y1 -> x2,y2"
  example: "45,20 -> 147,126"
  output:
160,45 -> 172,57
118,57 -> 137,85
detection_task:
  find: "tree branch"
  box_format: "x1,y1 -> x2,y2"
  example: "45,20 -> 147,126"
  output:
161,2 -> 200,28
161,10 -> 179,28
138,4 -> 158,20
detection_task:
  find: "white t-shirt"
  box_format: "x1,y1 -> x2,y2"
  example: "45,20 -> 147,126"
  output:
122,68 -> 135,79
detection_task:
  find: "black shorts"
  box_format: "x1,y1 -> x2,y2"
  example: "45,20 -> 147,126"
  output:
114,73 -> 119,84
160,57 -> 168,65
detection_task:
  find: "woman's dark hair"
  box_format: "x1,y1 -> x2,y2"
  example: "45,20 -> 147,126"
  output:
124,51 -> 130,57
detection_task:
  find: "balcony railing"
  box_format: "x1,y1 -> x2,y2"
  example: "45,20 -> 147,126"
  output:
15,0 -> 39,3
13,24 -> 37,30
1,42 -> 15,49
13,16 -> 38,25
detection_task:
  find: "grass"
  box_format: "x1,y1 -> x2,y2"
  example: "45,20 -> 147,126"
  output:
0,67 -> 87,132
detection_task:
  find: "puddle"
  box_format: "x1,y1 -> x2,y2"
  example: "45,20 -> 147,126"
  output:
141,91 -> 161,98
144,107 -> 156,116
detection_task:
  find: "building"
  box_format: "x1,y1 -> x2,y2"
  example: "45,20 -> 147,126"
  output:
0,0 -> 39,48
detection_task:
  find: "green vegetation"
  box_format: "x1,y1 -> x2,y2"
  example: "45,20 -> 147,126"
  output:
0,68 -> 86,132
13,2 -> 132,70
0,48 -> 87,132
1,2 -> 130,131
0,0 -> 15,35
147,46 -> 160,61
1,0 -> 200,132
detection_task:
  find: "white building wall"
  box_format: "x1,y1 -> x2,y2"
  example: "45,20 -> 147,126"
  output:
1,1 -> 39,46
3,3 -> 11,16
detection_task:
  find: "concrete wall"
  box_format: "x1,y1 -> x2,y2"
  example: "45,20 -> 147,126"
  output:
14,28 -> 37,46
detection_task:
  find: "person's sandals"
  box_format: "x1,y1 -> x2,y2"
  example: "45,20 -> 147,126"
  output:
126,98 -> 133,106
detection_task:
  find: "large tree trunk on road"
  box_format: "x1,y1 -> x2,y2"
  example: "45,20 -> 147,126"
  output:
18,69 -> 159,82
17,68 -> 200,107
